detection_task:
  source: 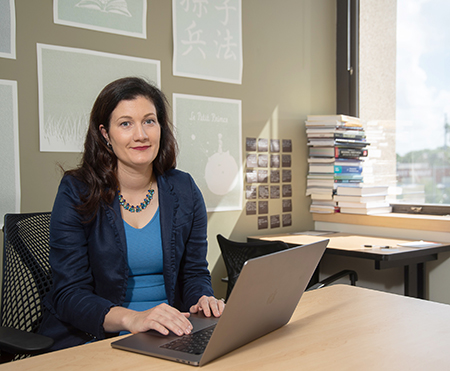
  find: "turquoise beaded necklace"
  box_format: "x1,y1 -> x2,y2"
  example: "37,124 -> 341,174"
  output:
118,182 -> 155,213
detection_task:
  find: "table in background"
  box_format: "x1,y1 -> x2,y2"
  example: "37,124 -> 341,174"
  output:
248,232 -> 450,299
4,285 -> 450,370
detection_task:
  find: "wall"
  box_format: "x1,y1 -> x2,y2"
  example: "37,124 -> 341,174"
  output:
0,0 -> 337,299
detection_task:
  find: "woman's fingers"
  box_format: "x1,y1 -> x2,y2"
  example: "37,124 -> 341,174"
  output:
130,303 -> 193,336
190,296 -> 225,317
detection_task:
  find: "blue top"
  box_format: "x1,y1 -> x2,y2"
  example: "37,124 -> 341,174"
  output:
123,208 -> 168,311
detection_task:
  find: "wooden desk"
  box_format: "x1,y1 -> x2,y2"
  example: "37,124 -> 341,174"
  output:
4,285 -> 450,370
248,232 -> 450,299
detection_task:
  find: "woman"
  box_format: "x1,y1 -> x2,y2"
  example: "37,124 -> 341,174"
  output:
39,77 -> 224,351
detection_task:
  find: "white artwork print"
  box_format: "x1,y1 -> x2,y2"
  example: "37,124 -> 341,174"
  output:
173,0 -> 243,84
75,0 -> 132,16
54,0 -> 146,38
0,0 -> 16,59
0,80 -> 20,219
174,94 -> 242,211
37,43 -> 160,152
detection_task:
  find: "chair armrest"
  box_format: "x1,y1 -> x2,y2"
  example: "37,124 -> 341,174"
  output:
0,326 -> 54,354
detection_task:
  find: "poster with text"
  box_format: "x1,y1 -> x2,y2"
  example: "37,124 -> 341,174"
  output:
0,80 -> 20,221
174,93 -> 242,211
0,0 -> 16,59
54,0 -> 147,38
37,43 -> 160,152
173,0 -> 242,84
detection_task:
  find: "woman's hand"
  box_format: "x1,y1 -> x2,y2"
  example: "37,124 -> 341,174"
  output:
190,295 -> 225,318
104,303 -> 193,336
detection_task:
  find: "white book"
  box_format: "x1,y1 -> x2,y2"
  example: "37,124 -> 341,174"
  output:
310,205 -> 336,213
333,194 -> 387,203
310,193 -> 334,201
339,206 -> 392,215
337,201 -> 390,209
306,187 -> 333,196
336,184 -> 389,196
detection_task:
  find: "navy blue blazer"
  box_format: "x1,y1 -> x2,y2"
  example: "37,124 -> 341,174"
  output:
39,169 -> 214,351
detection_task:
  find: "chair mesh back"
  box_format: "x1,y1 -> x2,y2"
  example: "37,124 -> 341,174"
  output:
1,213 -> 52,334
217,234 -> 289,300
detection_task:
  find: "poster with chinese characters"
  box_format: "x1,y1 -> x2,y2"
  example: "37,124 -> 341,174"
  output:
37,43 -> 160,152
54,0 -> 147,38
172,0 -> 242,84
0,0 -> 16,59
173,93 -> 242,211
0,80 -> 20,220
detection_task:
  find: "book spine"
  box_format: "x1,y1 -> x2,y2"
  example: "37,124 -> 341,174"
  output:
334,165 -> 362,174
335,147 -> 368,158
333,178 -> 363,183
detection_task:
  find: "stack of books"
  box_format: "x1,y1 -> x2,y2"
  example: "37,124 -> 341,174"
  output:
305,114 -> 371,214
334,184 -> 391,214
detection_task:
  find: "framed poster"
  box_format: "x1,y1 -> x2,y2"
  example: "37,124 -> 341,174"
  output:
0,0 -> 16,59
37,43 -> 160,152
0,80 -> 20,220
54,0 -> 147,38
173,0 -> 242,84
173,93 -> 242,211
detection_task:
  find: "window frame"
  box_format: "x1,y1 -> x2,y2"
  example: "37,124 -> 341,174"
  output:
336,0 -> 359,117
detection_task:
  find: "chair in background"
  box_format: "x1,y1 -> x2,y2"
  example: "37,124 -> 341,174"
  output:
1,212 -> 54,362
217,234 -> 358,301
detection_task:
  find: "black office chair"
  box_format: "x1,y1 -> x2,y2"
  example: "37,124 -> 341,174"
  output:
217,234 -> 358,301
1,212 -> 54,362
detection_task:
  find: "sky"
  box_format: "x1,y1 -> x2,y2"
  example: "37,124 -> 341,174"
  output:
396,0 -> 450,156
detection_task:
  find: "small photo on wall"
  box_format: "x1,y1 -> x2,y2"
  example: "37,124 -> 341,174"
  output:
246,153 -> 257,168
270,215 -> 280,229
270,139 -> 280,152
270,154 -> 280,168
282,214 -> 292,227
270,185 -> 280,199
258,216 -> 268,230
282,154 -> 291,167
258,154 -> 268,167
246,170 -> 257,183
258,185 -> 269,199
257,170 -> 268,183
246,201 -> 257,215
257,138 -> 268,152
282,139 -> 292,152
246,137 -> 257,151
258,201 -> 268,214
282,199 -> 292,212
245,185 -> 257,199
270,170 -> 280,183
282,184 -> 292,197
282,169 -> 292,182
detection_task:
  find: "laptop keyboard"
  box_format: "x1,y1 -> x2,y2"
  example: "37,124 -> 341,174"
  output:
160,324 -> 217,355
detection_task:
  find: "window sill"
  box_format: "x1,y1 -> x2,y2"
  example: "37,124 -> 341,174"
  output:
312,212 -> 450,233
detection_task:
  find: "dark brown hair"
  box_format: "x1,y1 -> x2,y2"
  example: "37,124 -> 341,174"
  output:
66,77 -> 178,217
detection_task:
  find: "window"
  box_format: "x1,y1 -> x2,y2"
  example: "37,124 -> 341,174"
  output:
338,0 -> 450,215
395,0 -> 450,207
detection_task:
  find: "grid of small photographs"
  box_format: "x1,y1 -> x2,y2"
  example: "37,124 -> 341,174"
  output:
245,137 -> 293,230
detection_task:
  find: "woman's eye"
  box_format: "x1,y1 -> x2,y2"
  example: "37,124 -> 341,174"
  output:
145,118 -> 156,125
120,121 -> 130,127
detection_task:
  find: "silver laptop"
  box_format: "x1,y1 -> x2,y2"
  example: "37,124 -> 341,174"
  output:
111,239 -> 328,366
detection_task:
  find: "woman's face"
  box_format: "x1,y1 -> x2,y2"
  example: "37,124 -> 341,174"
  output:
100,96 -> 161,173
